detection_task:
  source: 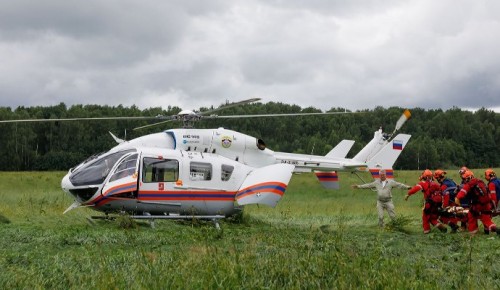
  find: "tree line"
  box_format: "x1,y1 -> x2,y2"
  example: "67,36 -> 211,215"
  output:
0,102 -> 498,171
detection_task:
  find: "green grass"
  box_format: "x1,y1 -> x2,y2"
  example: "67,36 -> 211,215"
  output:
0,170 -> 500,289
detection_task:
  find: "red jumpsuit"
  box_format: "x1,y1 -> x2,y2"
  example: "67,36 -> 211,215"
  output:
407,181 -> 445,233
456,178 -> 497,234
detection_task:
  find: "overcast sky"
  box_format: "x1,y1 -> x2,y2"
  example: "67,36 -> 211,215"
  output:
1,0 -> 499,113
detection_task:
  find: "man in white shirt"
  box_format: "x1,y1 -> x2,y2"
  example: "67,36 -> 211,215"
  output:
352,170 -> 410,228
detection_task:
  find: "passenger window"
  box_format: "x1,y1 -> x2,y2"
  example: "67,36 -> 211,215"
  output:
190,162 -> 212,181
143,158 -> 179,182
221,164 -> 234,181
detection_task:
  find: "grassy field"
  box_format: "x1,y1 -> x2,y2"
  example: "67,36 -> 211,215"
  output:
1,170 -> 500,289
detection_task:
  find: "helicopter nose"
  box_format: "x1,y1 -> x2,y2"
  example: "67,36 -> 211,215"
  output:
61,171 -> 99,203
61,171 -> 74,196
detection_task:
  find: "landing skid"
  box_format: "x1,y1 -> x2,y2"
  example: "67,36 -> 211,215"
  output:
90,214 -> 225,229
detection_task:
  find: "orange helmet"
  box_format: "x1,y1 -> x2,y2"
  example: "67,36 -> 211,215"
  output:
459,166 -> 468,177
462,170 -> 474,181
434,169 -> 446,180
419,169 -> 433,181
485,169 -> 496,181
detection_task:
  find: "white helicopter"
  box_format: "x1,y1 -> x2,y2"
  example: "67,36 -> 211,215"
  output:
2,99 -> 412,227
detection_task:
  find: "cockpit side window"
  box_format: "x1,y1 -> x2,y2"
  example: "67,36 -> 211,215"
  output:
143,158 -> 179,183
109,153 -> 138,182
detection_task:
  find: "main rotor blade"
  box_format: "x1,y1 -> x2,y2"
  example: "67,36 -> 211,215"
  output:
205,111 -> 361,119
199,98 -> 261,116
0,116 -> 165,123
133,98 -> 262,130
133,119 -> 174,130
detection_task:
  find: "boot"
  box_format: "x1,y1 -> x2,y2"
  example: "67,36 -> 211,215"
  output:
449,223 -> 459,233
437,223 -> 447,233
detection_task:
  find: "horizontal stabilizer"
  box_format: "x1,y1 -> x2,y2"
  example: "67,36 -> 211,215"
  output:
325,140 -> 355,158
235,164 -> 294,207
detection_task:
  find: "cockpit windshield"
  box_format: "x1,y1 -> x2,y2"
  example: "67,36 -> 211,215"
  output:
70,149 -> 136,186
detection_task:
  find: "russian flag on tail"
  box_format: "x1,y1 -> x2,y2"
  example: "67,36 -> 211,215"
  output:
393,140 -> 403,150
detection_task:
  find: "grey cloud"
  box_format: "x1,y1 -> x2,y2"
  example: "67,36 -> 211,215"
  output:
263,0 -> 405,17
0,1 -> 500,113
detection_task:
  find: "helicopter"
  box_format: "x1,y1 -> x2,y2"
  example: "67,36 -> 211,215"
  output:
1,99 -> 412,228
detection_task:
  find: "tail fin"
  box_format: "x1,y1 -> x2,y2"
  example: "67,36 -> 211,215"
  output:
366,134 -> 411,168
365,133 -> 411,178
325,140 -> 355,158
353,109 -> 412,164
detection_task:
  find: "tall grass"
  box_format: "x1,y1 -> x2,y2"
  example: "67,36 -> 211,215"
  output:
0,170 -> 499,289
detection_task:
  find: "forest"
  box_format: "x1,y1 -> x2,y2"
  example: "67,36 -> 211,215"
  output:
0,102 -> 498,171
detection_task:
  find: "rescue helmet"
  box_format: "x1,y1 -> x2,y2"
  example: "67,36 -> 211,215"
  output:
419,169 -> 433,181
485,169 -> 496,181
459,166 -> 468,178
462,170 -> 474,181
434,169 -> 446,180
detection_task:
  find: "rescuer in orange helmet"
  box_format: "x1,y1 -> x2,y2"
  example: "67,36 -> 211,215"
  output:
455,170 -> 498,235
433,169 -> 459,232
406,169 -> 447,234
485,169 -> 500,212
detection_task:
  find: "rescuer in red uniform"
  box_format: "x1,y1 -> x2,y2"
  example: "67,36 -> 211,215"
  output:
434,169 -> 459,232
485,169 -> 500,212
455,170 -> 498,235
455,166 -> 472,231
405,169 -> 447,234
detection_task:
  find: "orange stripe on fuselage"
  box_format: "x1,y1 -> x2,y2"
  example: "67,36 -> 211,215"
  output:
102,181 -> 137,196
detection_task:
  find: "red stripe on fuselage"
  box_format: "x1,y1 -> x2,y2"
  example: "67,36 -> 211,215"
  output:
236,181 -> 287,199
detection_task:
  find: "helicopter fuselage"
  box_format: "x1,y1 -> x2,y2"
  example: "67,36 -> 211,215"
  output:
62,137 -> 294,216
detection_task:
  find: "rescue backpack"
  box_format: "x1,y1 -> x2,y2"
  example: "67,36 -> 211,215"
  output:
442,178 -> 457,199
426,182 -> 443,205
470,179 -> 490,204
490,178 -> 500,201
